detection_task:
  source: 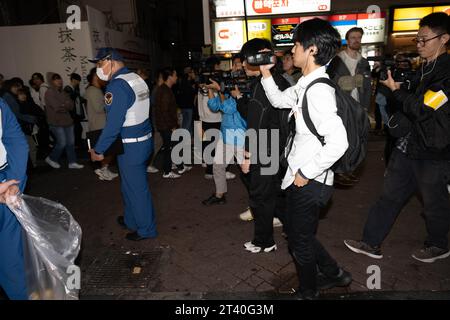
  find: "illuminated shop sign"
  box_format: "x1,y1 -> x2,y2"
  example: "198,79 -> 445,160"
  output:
215,0 -> 330,18
392,6 -> 450,32
214,20 -> 246,52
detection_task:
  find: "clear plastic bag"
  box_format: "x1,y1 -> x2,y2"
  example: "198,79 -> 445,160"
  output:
6,194 -> 82,300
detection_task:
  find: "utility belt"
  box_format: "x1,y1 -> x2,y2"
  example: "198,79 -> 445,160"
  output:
122,132 -> 153,144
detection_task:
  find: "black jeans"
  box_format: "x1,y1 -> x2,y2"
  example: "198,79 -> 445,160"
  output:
159,130 -> 178,175
363,149 -> 450,249
241,166 -> 281,248
286,181 -> 339,294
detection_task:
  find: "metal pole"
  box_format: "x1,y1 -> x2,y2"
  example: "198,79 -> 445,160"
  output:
202,0 -> 212,45
243,0 -> 249,41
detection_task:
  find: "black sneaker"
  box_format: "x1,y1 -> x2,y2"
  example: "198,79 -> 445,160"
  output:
295,290 -> 320,300
344,240 -> 383,259
126,232 -> 150,241
317,268 -> 352,291
202,194 -> 226,206
412,246 -> 450,263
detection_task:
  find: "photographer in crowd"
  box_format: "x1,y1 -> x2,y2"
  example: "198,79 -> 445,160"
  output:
345,12 -> 450,264
237,38 -> 291,254
259,19 -> 352,299
202,56 -> 247,206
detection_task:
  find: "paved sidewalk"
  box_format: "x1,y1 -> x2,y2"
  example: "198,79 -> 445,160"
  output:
22,138 -> 450,300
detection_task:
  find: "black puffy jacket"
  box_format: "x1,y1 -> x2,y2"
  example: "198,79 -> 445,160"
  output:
393,53 -> 450,160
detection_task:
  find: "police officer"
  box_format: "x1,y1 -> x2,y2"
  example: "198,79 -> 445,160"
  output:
0,97 -> 29,299
89,48 -> 157,241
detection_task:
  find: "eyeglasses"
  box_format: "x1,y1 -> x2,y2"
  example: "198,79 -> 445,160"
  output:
412,33 -> 444,47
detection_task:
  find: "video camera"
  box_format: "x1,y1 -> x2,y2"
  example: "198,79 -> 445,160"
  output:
246,51 -> 276,66
199,69 -> 251,95
367,56 -> 416,83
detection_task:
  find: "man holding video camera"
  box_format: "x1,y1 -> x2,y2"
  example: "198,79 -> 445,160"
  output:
236,38 -> 291,254
345,12 -> 450,263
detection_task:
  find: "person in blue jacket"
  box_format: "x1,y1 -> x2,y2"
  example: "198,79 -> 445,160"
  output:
89,48 -> 157,241
0,97 -> 29,299
201,76 -> 247,206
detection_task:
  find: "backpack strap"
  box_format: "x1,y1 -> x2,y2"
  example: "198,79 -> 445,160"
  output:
301,77 -> 337,147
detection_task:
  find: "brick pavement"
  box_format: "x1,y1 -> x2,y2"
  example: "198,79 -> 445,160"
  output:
23,138 -> 450,299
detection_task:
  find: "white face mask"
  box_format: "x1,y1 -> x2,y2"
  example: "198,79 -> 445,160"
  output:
96,67 -> 110,81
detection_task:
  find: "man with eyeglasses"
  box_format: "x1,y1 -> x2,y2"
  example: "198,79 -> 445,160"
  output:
344,12 -> 450,264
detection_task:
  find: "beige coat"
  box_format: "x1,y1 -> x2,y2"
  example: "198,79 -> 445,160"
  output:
85,85 -> 106,131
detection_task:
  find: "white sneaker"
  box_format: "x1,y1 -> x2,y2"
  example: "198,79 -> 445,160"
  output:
204,174 -> 213,180
239,208 -> 253,221
448,184 -> 450,194
178,165 -> 193,175
172,164 -> 177,170
202,162 -> 207,168
273,217 -> 283,228
226,171 -> 236,180
244,241 -> 256,249
68,162 -> 84,169
147,165 -> 159,174
95,168 -> 113,181
104,168 -> 119,179
45,157 -> 61,169
163,172 -> 181,179
245,243 -> 277,253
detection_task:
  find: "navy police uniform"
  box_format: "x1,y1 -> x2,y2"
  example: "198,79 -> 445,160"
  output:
0,98 -> 29,299
91,49 -> 157,239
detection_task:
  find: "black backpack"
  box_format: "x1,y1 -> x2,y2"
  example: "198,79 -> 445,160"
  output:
301,77 -> 370,174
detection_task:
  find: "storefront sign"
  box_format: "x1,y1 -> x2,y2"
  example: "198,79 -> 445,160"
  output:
215,0 -> 330,18
330,14 -> 357,45
246,0 -> 330,16
214,20 -> 245,52
357,13 -> 386,43
271,17 -> 300,47
392,6 -> 449,32
248,19 -> 272,40
215,0 -> 245,18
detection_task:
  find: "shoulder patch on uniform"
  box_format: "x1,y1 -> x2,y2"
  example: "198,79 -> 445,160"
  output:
105,92 -> 113,105
424,90 -> 448,111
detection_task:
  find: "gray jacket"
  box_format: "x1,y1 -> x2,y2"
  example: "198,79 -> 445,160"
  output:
327,54 -> 372,111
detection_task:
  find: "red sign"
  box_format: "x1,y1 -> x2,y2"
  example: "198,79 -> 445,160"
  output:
218,29 -> 229,39
329,14 -> 358,22
357,12 -> 386,20
252,0 -> 272,14
271,17 -> 300,25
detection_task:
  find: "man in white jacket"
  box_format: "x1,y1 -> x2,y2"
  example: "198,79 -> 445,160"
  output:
258,18 -> 352,299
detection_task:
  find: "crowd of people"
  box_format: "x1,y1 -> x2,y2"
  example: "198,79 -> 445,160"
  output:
0,11 -> 449,300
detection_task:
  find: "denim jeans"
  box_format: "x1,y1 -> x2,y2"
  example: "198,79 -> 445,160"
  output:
49,125 -> 77,164
181,108 -> 193,136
